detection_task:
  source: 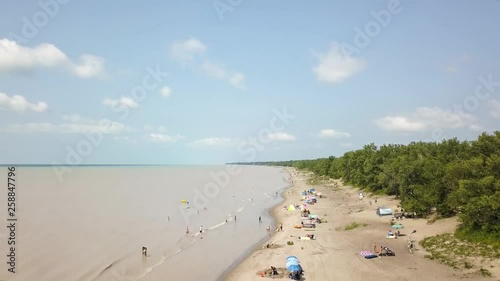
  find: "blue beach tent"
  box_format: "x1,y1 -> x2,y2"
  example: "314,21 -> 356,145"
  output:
287,264 -> 302,272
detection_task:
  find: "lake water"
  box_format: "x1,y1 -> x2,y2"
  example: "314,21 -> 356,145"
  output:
0,165 -> 289,281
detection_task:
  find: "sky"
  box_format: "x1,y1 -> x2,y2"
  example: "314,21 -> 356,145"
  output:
0,0 -> 499,165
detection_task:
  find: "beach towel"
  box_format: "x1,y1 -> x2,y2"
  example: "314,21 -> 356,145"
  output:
359,251 -> 378,259
392,224 -> 404,229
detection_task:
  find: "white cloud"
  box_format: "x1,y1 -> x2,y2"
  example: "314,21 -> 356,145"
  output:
147,133 -> 183,143
489,100 -> 500,118
0,38 -> 108,79
267,132 -> 296,142
168,38 -> 246,89
0,92 -> 48,112
375,107 -> 479,132
160,86 -> 172,97
102,97 -> 139,109
318,129 -> 350,138
168,38 -> 206,63
71,54 -> 108,79
443,66 -> 458,73
443,55 -> 470,74
200,61 -> 226,78
7,115 -> 128,134
229,73 -> 245,89
375,116 -> 426,132
200,61 -> 246,89
187,137 -> 234,147
312,42 -> 365,84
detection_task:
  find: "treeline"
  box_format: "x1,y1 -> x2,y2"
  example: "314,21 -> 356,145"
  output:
233,132 -> 500,244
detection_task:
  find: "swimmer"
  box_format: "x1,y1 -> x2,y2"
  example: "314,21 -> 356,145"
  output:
186,227 -> 189,234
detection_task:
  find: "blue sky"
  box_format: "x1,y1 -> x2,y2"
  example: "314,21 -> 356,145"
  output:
1,0 -> 499,165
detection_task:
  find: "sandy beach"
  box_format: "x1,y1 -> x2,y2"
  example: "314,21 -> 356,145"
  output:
225,167 -> 499,281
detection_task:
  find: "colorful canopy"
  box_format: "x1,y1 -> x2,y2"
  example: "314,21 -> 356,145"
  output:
286,256 -> 301,272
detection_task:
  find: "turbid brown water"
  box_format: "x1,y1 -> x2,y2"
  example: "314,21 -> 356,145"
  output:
0,165 -> 289,281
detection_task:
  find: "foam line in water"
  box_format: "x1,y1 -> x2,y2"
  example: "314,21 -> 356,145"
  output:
209,221 -> 226,230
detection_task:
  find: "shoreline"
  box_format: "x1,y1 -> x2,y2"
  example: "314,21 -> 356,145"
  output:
223,167 -> 300,281
224,167 -> 499,281
218,167 -> 292,281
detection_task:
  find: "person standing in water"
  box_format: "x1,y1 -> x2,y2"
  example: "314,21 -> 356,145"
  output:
186,227 -> 189,234
234,215 -> 237,222
199,225 -> 203,234
259,216 -> 262,223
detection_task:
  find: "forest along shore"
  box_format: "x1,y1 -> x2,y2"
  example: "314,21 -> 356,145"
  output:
225,167 -> 499,281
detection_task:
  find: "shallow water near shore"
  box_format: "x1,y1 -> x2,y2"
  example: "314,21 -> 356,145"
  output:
0,165 -> 288,281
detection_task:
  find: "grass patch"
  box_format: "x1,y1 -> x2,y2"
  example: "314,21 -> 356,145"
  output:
344,221 -> 368,231
478,268 -> 492,277
455,228 -> 500,249
308,175 -> 330,185
420,233 -> 500,270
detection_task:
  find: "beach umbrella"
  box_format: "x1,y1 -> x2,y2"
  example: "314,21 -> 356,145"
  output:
286,256 -> 299,261
286,264 -> 302,272
286,261 -> 300,269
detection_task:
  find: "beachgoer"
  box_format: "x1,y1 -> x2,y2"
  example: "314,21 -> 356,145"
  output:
186,227 -> 189,234
369,200 -> 372,205
259,216 -> 262,223
373,242 -> 377,253
266,226 -> 271,231
168,216 -> 170,222
142,246 -> 148,256
234,215 -> 237,222
271,266 -> 278,275
199,225 -> 203,234
280,223 -> 283,231
375,199 -> 378,203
